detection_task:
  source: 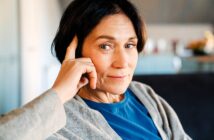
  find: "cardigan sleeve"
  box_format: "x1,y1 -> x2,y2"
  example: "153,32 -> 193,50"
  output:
0,89 -> 66,140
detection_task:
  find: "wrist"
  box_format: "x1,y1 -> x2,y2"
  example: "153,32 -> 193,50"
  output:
51,87 -> 67,104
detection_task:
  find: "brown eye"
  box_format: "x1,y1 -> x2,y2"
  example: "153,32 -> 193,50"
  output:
99,44 -> 111,50
125,44 -> 136,49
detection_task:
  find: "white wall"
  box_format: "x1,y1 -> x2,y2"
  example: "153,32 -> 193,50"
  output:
0,0 -> 20,114
20,0 -> 61,104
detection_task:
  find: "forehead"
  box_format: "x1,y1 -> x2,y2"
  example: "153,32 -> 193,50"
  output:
87,13 -> 137,40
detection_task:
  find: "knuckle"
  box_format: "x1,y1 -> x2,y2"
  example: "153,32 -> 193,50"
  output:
73,60 -> 79,66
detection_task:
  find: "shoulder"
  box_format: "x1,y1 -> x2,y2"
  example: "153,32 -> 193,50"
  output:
129,81 -> 162,110
129,81 -> 153,91
129,81 -> 159,99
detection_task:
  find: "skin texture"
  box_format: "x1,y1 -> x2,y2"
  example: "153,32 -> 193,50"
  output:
52,13 -> 138,104
79,13 -> 138,103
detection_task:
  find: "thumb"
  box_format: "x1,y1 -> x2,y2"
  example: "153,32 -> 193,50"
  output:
77,77 -> 89,89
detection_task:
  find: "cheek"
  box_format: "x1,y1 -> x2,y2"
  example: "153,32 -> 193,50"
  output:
82,46 -> 107,72
90,55 -> 110,89
89,53 -> 110,76
129,52 -> 138,70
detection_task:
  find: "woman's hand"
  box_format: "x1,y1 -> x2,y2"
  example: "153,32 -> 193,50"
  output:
52,36 -> 97,104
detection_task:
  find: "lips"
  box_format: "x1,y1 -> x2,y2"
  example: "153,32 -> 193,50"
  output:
107,75 -> 127,78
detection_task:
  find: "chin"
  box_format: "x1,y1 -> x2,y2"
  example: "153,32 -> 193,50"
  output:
98,81 -> 130,95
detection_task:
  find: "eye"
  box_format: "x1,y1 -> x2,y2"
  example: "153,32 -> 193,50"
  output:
125,43 -> 137,49
99,44 -> 112,50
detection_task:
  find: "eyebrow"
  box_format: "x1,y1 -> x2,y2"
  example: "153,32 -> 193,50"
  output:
95,35 -> 138,41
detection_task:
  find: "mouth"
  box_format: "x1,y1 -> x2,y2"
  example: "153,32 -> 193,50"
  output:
107,75 -> 127,79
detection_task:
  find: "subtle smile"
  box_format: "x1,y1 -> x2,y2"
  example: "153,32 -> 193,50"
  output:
107,75 -> 127,78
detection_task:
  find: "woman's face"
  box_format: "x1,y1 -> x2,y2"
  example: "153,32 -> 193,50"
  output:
82,13 -> 138,95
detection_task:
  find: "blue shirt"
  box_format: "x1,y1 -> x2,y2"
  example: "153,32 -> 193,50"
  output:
83,89 -> 162,140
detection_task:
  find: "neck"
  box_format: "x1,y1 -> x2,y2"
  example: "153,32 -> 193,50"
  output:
78,86 -> 124,103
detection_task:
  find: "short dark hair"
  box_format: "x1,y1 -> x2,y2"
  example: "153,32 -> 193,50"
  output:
52,0 -> 147,63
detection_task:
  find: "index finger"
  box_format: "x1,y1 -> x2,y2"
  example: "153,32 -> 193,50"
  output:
64,36 -> 78,60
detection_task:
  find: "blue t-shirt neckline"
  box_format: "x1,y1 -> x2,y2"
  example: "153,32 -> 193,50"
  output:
82,89 -> 162,140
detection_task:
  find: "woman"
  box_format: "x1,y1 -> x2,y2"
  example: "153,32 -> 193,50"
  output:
0,0 -> 191,140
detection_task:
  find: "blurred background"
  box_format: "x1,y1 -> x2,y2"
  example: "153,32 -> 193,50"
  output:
0,0 -> 214,139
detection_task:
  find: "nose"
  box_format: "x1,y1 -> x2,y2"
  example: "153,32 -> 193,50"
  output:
112,49 -> 128,69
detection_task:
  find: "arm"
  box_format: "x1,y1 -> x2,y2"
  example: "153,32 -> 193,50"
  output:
0,36 -> 97,140
0,89 -> 66,140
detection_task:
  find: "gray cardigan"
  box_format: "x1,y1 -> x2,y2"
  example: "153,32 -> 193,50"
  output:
0,81 -> 191,140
